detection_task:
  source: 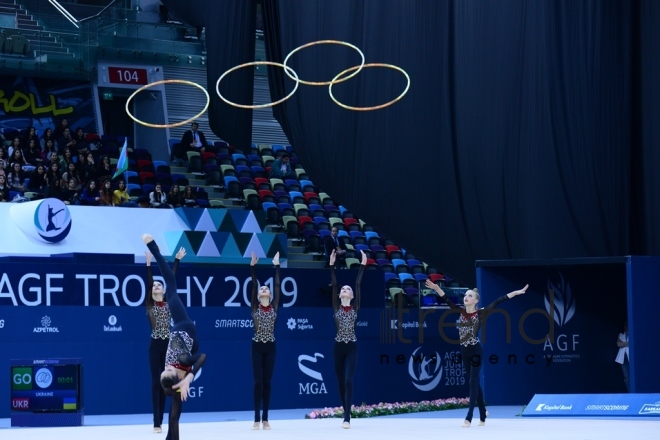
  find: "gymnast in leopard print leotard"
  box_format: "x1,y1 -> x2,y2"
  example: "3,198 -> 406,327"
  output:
249,251 -> 281,431
424,280 -> 528,427
329,249 -> 367,430
144,247 -> 185,434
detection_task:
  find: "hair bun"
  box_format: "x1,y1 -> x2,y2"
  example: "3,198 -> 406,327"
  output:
472,288 -> 479,293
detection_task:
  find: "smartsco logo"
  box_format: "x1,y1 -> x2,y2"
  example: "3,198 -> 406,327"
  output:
33,199 -> 72,243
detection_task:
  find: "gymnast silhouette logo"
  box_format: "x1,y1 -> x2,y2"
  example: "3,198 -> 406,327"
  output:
408,347 -> 443,392
33,198 -> 72,243
545,272 -> 576,327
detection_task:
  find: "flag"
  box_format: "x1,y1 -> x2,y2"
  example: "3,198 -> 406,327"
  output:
112,139 -> 128,179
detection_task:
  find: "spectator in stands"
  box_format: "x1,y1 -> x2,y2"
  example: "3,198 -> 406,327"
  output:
113,180 -> 132,206
82,179 -> 101,206
41,139 -> 58,162
0,159 -> 6,177
150,183 -> 169,208
61,162 -> 82,191
27,165 -> 47,194
48,154 -> 60,174
59,148 -> 74,172
99,180 -> 115,207
61,178 -> 81,205
7,162 -> 26,193
8,137 -> 22,158
40,128 -> 58,151
268,153 -> 296,179
324,227 -> 347,269
45,162 -> 61,192
0,174 -> 10,201
24,139 -> 42,166
97,155 -> 114,183
75,153 -> 86,175
0,146 -> 7,173
615,320 -> 630,392
82,152 -> 98,183
53,118 -> 69,141
74,128 -> 89,153
167,185 -> 182,208
181,122 -> 207,154
59,128 -> 77,155
23,126 -> 39,149
46,174 -> 63,200
181,185 -> 199,208
10,148 -> 28,168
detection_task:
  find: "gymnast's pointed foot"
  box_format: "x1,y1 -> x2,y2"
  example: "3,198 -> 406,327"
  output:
462,420 -> 471,427
153,426 -> 162,433
251,422 -> 260,430
142,233 -> 154,244
342,421 -> 350,429
262,421 -> 271,430
479,410 -> 489,426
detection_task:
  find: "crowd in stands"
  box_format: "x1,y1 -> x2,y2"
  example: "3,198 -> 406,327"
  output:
1,120 -> 456,306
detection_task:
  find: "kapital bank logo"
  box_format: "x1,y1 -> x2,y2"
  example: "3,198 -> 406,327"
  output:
298,353 -> 327,395
287,317 -> 313,331
34,316 -> 59,333
545,272 -> 575,327
408,347 -> 443,391
10,199 -> 72,244
391,319 -> 427,330
639,402 -> 660,415
104,315 -> 123,332
535,403 -> 572,411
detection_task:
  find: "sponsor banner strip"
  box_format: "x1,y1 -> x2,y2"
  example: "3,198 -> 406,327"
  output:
523,394 -> 660,417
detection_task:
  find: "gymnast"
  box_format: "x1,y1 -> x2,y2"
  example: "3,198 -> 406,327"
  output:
144,247 -> 185,433
425,280 -> 528,427
249,251 -> 281,430
142,234 -> 206,440
329,249 -> 367,429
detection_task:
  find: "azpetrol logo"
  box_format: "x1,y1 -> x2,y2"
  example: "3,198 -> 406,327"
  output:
33,199 -> 72,243
34,316 -> 59,333
408,347 -> 443,391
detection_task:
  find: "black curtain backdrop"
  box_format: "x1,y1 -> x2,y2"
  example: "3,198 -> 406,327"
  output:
161,0 -> 256,151
261,0 -> 637,285
161,1 -> 660,287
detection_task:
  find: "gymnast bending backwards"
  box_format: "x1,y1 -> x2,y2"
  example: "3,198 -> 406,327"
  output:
249,251 -> 281,430
329,249 -> 367,429
142,233 -> 206,440
144,247 -> 186,434
425,280 -> 528,427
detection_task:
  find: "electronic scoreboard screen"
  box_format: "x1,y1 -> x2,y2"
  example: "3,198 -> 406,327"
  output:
10,362 -> 82,413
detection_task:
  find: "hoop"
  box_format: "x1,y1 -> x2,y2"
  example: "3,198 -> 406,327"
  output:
216,61 -> 299,109
282,40 -> 365,86
328,63 -> 411,111
125,80 -> 209,128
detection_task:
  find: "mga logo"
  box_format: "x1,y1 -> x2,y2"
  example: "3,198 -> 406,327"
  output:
34,316 -> 59,333
408,347 -> 442,391
0,319 -> 4,328
287,317 -> 313,331
639,402 -> 660,415
104,315 -> 123,332
298,353 -> 327,395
